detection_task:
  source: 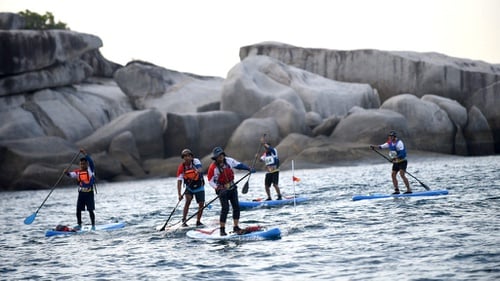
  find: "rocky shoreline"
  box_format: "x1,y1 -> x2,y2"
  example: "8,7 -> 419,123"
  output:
0,12 -> 498,191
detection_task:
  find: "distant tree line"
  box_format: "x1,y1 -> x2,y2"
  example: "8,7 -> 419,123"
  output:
18,9 -> 69,30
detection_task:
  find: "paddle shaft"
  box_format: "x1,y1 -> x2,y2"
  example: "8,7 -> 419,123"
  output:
25,151 -> 81,224
184,172 -> 251,224
371,147 -> 430,190
159,190 -> 186,231
242,133 -> 266,194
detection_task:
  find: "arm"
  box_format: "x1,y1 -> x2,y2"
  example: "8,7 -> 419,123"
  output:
370,142 -> 388,150
225,156 -> 252,171
80,149 -> 96,186
396,140 -> 406,159
378,142 -> 389,149
80,148 -> 95,173
207,163 -> 217,189
193,158 -> 203,173
177,180 -> 183,200
176,164 -> 184,199
66,170 -> 78,179
193,158 -> 205,185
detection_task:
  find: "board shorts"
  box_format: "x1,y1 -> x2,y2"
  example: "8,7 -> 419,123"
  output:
77,191 -> 95,211
392,159 -> 408,172
265,171 -> 280,186
186,186 -> 205,203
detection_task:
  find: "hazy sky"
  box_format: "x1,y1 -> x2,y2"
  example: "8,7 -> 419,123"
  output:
2,0 -> 499,77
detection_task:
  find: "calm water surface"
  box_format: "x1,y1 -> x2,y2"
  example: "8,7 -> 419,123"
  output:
1,155 -> 499,280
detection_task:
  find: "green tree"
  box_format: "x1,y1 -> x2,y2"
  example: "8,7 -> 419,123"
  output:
18,10 -> 69,30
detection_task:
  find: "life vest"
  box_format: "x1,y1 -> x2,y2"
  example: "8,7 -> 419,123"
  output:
262,147 -> 279,173
183,163 -> 204,188
77,170 -> 92,187
387,139 -> 407,159
216,164 -> 234,185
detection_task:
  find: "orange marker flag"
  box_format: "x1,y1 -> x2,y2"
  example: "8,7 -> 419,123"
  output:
292,176 -> 300,182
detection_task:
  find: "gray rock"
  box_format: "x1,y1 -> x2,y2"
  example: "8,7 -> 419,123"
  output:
92,151 -> 123,180
464,106 -> 495,155
164,111 -> 241,159
252,98 -> 308,137
80,49 -> 122,78
273,133 -> 314,166
114,61 -> 224,113
0,12 -> 25,29
77,109 -> 166,160
142,158 -> 175,178
305,111 -> 322,129
331,108 -> 410,146
312,115 -> 341,137
422,94 -> 468,128
381,94 -> 454,153
225,117 -> 281,163
0,30 -> 102,75
454,125 -> 468,156
240,42 -> 500,104
0,136 -> 78,187
0,60 -> 93,96
222,55 -> 378,120
0,95 -> 45,141
465,81 -> 500,152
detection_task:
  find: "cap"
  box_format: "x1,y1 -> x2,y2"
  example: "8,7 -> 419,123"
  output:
388,130 -> 397,137
181,148 -> 193,158
211,146 -> 225,160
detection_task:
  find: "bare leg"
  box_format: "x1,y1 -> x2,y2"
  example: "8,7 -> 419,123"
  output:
183,194 -> 193,223
391,171 -> 399,192
399,170 -> 411,192
274,184 -> 282,199
265,185 -> 271,199
196,201 -> 204,224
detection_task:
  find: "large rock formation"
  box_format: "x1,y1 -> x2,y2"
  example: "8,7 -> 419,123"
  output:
1,17 -> 499,190
239,42 -> 500,153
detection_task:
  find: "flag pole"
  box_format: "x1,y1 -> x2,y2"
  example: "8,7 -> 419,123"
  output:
292,160 -> 296,211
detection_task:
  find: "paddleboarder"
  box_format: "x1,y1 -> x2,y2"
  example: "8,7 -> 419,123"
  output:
65,148 -> 96,230
259,137 -> 282,201
370,130 -> 412,194
176,148 -> 205,227
207,146 -> 255,236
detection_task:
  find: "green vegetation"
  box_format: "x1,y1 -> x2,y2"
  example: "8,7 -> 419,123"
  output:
18,10 -> 69,30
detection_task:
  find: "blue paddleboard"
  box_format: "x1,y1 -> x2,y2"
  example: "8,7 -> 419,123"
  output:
239,196 -> 308,209
352,189 -> 449,201
45,221 -> 126,237
186,226 -> 281,241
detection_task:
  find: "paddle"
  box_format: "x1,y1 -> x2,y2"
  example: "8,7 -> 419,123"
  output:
242,133 -> 266,194
370,147 -> 430,191
158,190 -> 186,231
24,151 -> 81,225
183,172 -> 251,225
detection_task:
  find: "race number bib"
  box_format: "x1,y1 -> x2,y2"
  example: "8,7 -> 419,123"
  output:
264,156 -> 275,166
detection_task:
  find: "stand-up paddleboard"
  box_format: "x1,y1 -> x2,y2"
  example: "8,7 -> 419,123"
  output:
156,224 -> 205,235
186,225 -> 281,241
239,196 -> 308,210
352,189 -> 449,201
45,221 -> 126,237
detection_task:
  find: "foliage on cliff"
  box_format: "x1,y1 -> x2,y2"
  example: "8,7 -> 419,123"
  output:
18,10 -> 69,30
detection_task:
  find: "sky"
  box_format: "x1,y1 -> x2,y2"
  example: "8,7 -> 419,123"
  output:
2,0 -> 499,77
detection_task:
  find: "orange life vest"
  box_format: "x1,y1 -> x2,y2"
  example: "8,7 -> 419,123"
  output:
78,170 -> 92,187
183,164 -> 203,188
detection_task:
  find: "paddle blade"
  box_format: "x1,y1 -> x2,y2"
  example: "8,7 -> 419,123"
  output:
24,213 -> 37,225
420,182 -> 431,191
242,181 -> 250,194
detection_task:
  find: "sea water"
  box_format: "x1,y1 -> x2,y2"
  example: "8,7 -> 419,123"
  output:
1,155 -> 499,280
